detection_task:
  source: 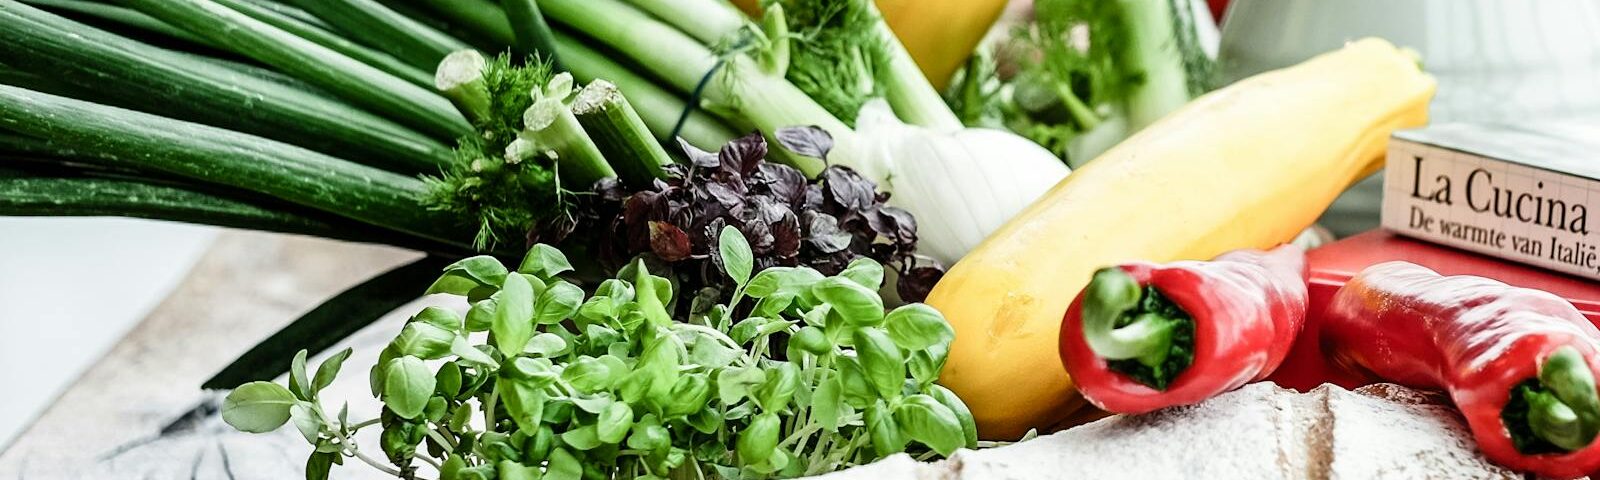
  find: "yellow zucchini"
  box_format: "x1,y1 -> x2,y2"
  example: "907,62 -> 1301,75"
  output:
927,38 -> 1437,439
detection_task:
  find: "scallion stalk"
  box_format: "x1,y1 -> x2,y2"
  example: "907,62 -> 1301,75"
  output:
0,2 -> 454,171
499,0 -> 561,68
572,80 -> 673,187
281,0 -> 470,71
623,0 -> 746,45
552,33 -> 737,150
519,97 -> 616,186
210,0 -> 434,88
435,49 -> 493,123
0,84 -> 471,248
18,0 -> 216,49
402,0 -> 516,45
121,0 -> 473,140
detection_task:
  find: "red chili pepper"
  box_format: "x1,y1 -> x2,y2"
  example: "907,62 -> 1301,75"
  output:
1322,261 -> 1600,479
1059,244 -> 1308,413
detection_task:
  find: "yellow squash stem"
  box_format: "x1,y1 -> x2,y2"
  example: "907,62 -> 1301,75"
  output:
926,38 -> 1436,440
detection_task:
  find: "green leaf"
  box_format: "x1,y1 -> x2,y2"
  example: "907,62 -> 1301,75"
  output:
745,266 -> 824,299
885,303 -> 955,351
500,378 -> 548,433
392,321 -> 456,359
450,336 -> 499,368
718,225 -> 753,285
813,277 -> 884,326
443,255 -> 509,288
597,401 -> 635,444
519,243 -> 575,278
563,356 -> 620,393
836,357 -> 877,408
504,357 -> 558,384
523,332 -> 569,356
546,448 -> 583,480
813,373 -> 843,432
560,425 -> 602,450
306,451 -> 336,480
754,362 -> 800,412
730,317 -> 770,345
382,356 -> 435,419
792,326 -> 831,355
854,329 -> 907,399
840,257 -> 885,290
534,281 -> 584,325
687,334 -> 740,369
204,256 -> 446,390
626,414 -> 670,451
894,394 -> 966,456
312,348 -> 352,394
435,361 -> 462,398
289,402 -> 322,444
289,350 -> 311,401
665,374 -> 714,418
865,400 -> 908,457
718,366 -> 767,405
737,411 -> 780,464
928,385 -> 979,448
908,344 -> 949,386
632,261 -> 673,327
595,278 -> 635,302
424,273 -> 479,296
496,460 -> 539,480
221,381 -> 297,433
570,394 -> 614,414
493,273 -> 536,356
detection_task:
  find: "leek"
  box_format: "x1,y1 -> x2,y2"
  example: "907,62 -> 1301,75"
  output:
519,73 -> 616,185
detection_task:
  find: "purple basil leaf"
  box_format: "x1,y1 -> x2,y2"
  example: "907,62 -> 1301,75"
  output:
897,264 -> 945,303
718,133 -> 767,177
772,209 -> 801,258
821,166 -> 875,212
774,126 -> 834,159
678,138 -> 720,169
804,211 -> 852,254
756,163 -> 808,208
705,217 -> 730,273
648,221 -> 693,261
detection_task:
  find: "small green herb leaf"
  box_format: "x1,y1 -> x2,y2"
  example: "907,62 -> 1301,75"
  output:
560,425 -> 602,450
866,400 -> 908,457
929,384 -> 979,448
382,356 -> 435,419
392,322 -> 456,359
853,328 -> 906,399
813,373 -> 843,432
412,306 -> 462,331
546,448 -> 583,480
597,401 -> 635,443
290,402 -> 321,444
518,243 -> 574,279
895,394 -> 966,456
840,257 -> 885,290
534,281 -> 584,325
465,299 -> 495,332
492,273 -> 536,356
523,332 -> 569,356
312,348 -> 352,394
718,225 -> 753,285
563,355 -> 620,393
222,381 -> 297,433
885,303 -> 955,351
813,277 -> 884,326
737,411 -> 781,464
289,350 -> 311,401
450,336 -> 499,368
305,451 -> 336,480
435,361 -> 462,398
446,255 -> 509,287
500,377 -> 547,432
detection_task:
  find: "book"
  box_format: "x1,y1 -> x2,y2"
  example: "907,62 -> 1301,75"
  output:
1268,230 -> 1600,392
1381,121 -> 1599,281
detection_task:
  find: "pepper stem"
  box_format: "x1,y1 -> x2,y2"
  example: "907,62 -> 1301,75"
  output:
1531,346 -> 1600,450
1081,268 -> 1178,367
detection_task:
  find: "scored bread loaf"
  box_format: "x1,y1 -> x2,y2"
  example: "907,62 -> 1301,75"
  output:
807,382 -> 1554,479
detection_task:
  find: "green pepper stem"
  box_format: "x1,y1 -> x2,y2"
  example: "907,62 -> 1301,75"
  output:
1081,268 -> 1178,367
1531,345 -> 1600,450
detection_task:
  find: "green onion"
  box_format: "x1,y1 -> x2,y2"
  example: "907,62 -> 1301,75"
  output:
572,79 -> 673,187
552,33 -> 737,150
0,2 -> 454,171
121,0 -> 474,140
499,0 -> 561,68
434,49 -> 494,123
624,0 -> 745,45
18,0 -> 216,49
0,84 -> 471,248
210,0 -> 434,88
403,0 -> 517,45
283,0 -> 470,70
519,88 -> 616,185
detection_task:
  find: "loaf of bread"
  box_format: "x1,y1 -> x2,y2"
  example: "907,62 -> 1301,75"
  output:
807,382 -> 1553,479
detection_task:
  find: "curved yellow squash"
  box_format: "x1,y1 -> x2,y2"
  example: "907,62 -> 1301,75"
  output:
927,38 -> 1437,440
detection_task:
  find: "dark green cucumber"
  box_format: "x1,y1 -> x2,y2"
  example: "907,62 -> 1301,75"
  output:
0,2 -> 453,172
0,84 -> 472,248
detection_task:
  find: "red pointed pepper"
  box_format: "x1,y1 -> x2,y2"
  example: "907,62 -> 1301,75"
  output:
1059,244 -> 1309,413
1322,261 -> 1600,479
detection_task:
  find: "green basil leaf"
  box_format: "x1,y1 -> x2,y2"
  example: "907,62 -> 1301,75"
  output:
412,306 -> 462,331
853,329 -> 907,399
492,273 -> 536,356
746,266 -> 826,299
685,408 -> 722,435
665,374 -> 713,418
504,357 -> 558,384
631,261 -> 673,327
450,336 -> 499,368
393,322 -> 456,360
717,366 -> 766,405
813,277 -> 884,326
534,282 -> 584,327
523,426 -> 555,463
288,350 -> 311,401
840,257 -> 885,290
289,402 -> 321,444
736,411 -> 780,464
311,348 -> 352,394
518,243 -> 574,279
382,356 -> 435,419
577,296 -> 617,323
569,394 -> 613,414
687,334 -> 740,369
884,303 -> 955,351
792,326 -> 831,355
563,356 -> 619,393
729,317 -> 770,345
626,414 -> 670,451
543,399 -> 574,424
464,299 -> 495,332
500,377 -> 548,433
305,451 -> 336,480
813,373 -> 843,432
443,255 -> 509,287
221,381 -> 297,433
894,394 -> 966,456
802,303 -> 832,328
836,357 -> 877,408
718,225 -> 753,285
751,291 -> 796,317
754,362 -> 800,412
597,401 -> 635,444
424,273 -> 479,296
496,460 -> 538,480
435,361 -> 462,398
928,385 -> 978,448
523,332 -> 569,356
560,425 -> 602,450
594,278 -> 634,302
908,344 -> 948,387
865,400 -> 908,457
545,448 -> 582,480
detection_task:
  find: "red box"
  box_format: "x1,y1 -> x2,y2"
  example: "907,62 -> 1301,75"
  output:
1268,230 -> 1600,391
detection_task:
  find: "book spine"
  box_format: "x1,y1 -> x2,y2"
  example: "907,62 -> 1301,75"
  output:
1381,139 -> 1599,281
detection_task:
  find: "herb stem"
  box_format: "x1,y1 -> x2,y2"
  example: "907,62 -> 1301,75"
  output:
349,444 -> 405,477
347,417 -> 382,432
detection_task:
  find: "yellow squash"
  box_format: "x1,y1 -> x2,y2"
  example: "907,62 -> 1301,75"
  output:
927,38 -> 1437,440
730,0 -> 1006,90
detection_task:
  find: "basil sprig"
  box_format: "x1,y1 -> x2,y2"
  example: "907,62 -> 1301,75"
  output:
223,226 -> 974,479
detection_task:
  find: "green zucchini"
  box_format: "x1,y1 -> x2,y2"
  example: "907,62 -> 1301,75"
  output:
120,0 -> 473,140
0,1 -> 453,172
0,84 -> 472,248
